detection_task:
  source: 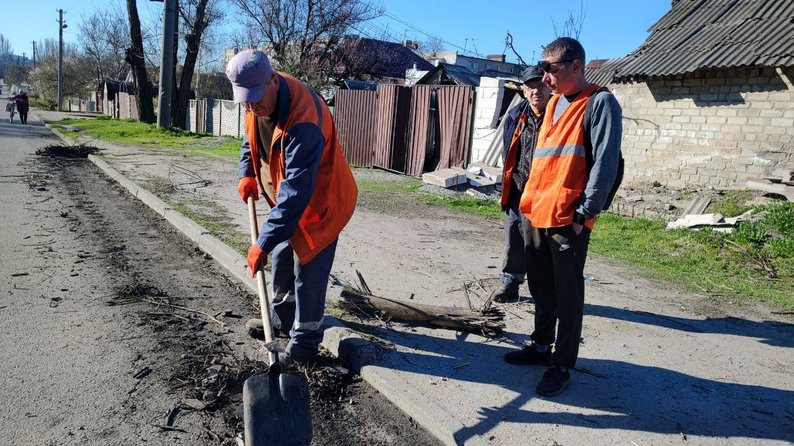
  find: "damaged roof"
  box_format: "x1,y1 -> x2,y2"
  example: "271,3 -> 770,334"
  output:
415,63 -> 520,86
614,0 -> 794,80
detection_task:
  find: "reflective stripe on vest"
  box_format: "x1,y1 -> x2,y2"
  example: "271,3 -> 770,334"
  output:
519,84 -> 600,229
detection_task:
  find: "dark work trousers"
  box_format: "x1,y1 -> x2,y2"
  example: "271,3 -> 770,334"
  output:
523,221 -> 591,369
270,238 -> 338,350
500,189 -> 527,287
18,106 -> 28,124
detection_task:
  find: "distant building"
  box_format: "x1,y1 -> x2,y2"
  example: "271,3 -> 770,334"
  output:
422,51 -> 524,77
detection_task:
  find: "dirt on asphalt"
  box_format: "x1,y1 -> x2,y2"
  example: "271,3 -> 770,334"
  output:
6,146 -> 440,446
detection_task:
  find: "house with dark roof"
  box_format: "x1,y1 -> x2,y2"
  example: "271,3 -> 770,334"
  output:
333,36 -> 434,83
587,0 -> 794,189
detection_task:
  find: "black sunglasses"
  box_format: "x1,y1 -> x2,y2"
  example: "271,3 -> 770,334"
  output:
538,59 -> 574,73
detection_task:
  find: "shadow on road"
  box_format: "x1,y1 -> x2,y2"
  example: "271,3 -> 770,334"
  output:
340,305 -> 793,445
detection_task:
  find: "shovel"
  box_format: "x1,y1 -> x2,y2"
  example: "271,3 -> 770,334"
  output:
243,196 -> 312,446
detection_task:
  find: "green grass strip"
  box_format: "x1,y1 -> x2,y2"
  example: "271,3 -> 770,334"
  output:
48,117 -> 241,159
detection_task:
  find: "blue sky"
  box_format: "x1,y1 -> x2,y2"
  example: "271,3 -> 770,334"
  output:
2,0 -> 672,66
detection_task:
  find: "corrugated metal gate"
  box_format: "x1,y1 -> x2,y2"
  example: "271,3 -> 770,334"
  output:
334,90 -> 379,166
436,86 -> 473,170
335,84 -> 473,176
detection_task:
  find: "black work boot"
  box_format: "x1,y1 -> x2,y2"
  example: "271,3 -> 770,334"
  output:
493,283 -> 520,303
504,343 -> 552,365
536,365 -> 571,397
245,318 -> 290,340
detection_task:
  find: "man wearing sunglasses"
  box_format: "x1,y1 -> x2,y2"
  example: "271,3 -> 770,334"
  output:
504,37 -> 623,397
494,65 -> 552,303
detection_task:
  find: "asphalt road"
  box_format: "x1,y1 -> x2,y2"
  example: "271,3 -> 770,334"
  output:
0,117 -> 440,446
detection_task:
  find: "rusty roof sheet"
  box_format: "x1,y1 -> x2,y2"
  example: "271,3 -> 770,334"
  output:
615,0 -> 794,79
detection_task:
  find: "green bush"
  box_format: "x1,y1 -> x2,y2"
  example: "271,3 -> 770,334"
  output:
31,97 -> 57,110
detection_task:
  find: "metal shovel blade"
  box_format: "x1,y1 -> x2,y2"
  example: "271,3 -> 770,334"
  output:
243,370 -> 312,446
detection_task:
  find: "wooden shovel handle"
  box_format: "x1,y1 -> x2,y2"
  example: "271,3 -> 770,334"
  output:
247,197 -> 276,348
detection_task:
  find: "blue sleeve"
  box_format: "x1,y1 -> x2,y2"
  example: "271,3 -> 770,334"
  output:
239,125 -> 255,178
577,92 -> 623,218
255,122 -> 325,253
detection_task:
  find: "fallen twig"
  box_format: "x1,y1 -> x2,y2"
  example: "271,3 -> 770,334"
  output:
153,424 -> 188,433
143,298 -> 226,327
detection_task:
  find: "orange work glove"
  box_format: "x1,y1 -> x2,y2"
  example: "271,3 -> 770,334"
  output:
237,177 -> 259,203
247,244 -> 268,278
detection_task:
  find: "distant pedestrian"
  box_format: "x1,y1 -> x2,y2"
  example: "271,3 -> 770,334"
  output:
226,49 -> 357,363
493,64 -> 551,303
504,37 -> 623,397
15,91 -> 29,124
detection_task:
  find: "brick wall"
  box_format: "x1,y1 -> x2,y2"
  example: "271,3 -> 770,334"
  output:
610,66 -> 794,188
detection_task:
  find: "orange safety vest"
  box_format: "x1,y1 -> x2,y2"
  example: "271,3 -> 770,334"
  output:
500,113 -> 526,207
519,84 -> 601,229
245,73 -> 357,265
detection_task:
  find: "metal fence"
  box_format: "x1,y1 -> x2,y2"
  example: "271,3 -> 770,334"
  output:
96,84 -> 475,178
335,84 -> 473,176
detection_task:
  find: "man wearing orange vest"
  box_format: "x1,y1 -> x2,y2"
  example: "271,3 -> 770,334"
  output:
494,65 -> 551,302
226,49 -> 358,363
503,37 -> 622,396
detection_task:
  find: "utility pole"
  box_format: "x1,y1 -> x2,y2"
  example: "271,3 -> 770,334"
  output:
57,9 -> 66,111
156,0 -> 176,129
32,41 -> 36,69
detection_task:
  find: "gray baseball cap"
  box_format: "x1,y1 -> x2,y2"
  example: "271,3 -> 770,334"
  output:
520,65 -> 544,83
225,49 -> 276,103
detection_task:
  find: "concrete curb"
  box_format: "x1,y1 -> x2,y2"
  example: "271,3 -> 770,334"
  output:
43,125 -> 484,446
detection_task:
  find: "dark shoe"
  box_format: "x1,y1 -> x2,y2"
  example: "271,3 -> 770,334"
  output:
246,318 -> 289,340
504,343 -> 552,365
285,342 -> 318,364
536,366 -> 571,397
493,284 -> 519,303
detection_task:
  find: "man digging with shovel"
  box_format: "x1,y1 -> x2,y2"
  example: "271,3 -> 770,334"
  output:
227,49 -> 358,364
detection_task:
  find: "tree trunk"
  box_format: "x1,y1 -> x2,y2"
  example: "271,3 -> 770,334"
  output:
173,0 -> 210,130
125,0 -> 156,123
170,1 -> 179,128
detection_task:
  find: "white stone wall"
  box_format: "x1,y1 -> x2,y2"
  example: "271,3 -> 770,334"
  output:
470,77 -> 507,166
611,66 -> 794,188
186,100 -> 196,132
219,100 -> 242,138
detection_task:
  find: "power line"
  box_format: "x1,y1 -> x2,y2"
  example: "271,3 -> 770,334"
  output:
381,12 -> 480,56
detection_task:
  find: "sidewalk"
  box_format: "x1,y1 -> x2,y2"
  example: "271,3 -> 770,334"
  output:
36,110 -> 794,446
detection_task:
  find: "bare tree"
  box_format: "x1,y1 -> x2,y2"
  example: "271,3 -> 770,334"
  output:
0,34 -> 14,79
505,2 -> 587,65
29,41 -> 95,102
0,34 -> 11,55
78,7 -> 131,88
172,0 -> 224,129
230,0 -> 383,89
504,32 -> 528,66
126,0 -> 156,123
4,64 -> 29,86
552,1 -> 587,40
421,37 -> 445,57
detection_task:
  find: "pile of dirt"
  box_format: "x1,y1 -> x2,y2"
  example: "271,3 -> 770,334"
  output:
36,144 -> 100,158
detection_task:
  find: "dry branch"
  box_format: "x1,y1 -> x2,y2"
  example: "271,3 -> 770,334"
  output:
337,273 -> 504,336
